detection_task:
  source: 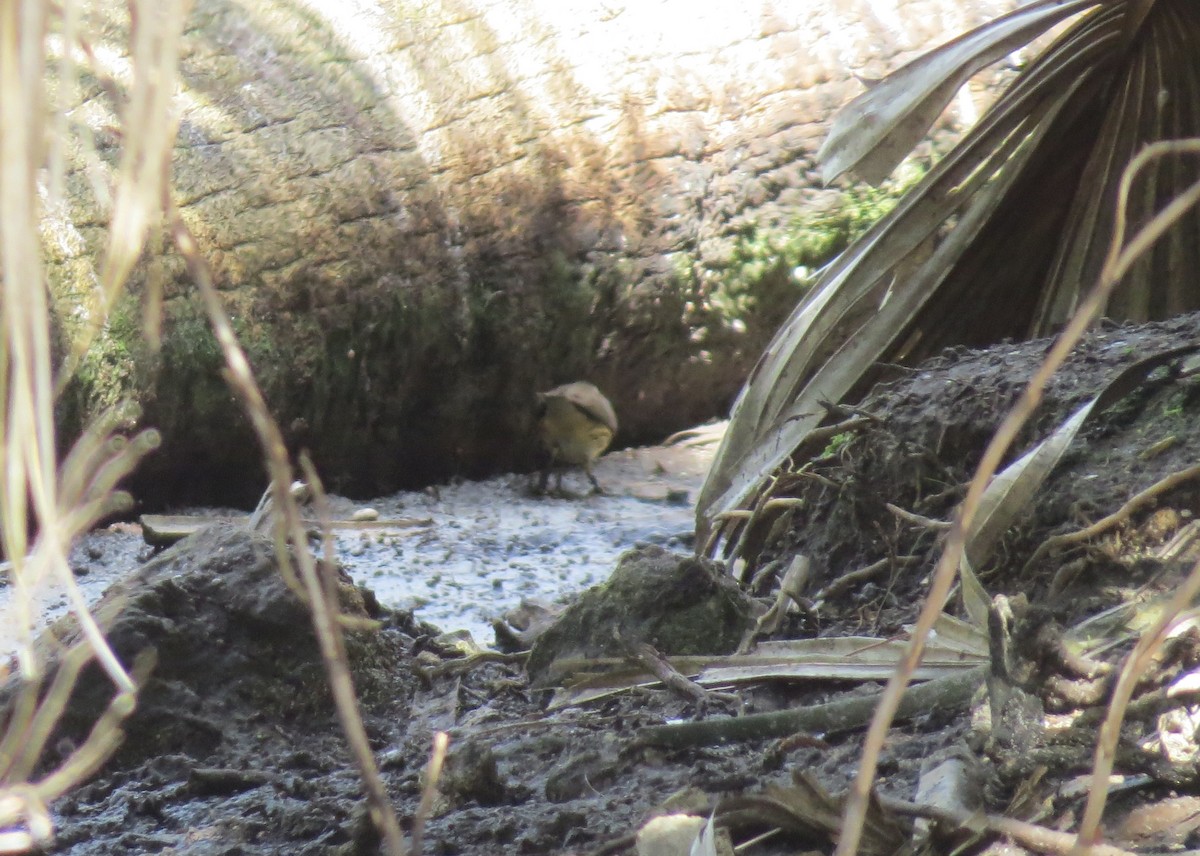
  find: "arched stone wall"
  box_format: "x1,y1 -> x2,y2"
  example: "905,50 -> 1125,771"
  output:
50,0 -> 1020,505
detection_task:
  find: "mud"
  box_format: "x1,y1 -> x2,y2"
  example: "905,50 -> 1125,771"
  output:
11,313 -> 1200,855
334,436 -> 713,641
0,431 -> 714,653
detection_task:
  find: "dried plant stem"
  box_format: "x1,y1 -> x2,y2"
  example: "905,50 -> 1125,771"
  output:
1070,140 -> 1200,854
880,796 -> 1136,856
411,732 -> 450,856
813,555 -> 918,605
1,0 -> 190,845
165,199 -> 407,856
837,140 -> 1200,856
627,641 -> 716,706
31,649 -> 156,801
1,0 -> 54,682
638,665 -> 984,749
3,0 -> 144,704
885,503 -> 951,530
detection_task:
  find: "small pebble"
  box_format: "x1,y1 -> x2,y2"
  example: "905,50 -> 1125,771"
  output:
352,508 -> 379,522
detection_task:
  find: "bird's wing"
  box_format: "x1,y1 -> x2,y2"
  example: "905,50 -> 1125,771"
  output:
554,383 -> 618,433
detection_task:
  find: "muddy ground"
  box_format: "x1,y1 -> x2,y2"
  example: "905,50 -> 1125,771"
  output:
0,428 -> 714,655
15,312 -> 1200,855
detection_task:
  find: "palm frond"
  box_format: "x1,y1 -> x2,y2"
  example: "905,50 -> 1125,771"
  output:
699,0 -> 1200,542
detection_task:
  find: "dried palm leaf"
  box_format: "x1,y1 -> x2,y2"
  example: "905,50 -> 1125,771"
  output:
699,0 -> 1200,544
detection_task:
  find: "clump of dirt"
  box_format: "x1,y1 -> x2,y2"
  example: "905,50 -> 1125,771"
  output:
14,313 -> 1200,856
54,526 -> 411,751
526,544 -> 755,685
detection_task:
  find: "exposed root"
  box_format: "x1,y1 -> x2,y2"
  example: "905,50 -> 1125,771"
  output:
812,555 -> 920,606
1024,463 -> 1200,576
885,503 -> 952,531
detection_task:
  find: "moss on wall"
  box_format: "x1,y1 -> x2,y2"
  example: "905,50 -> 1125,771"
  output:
696,162 -> 927,337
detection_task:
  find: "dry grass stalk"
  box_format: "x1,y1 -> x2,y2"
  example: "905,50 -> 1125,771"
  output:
836,138 -> 1200,856
165,199 -> 407,855
411,732 -> 450,856
1,0 -> 182,848
5,2 -> 405,853
1071,144 -> 1200,848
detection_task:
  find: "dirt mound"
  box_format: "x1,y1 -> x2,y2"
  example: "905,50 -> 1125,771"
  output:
526,545 -> 754,685
14,526 -> 423,854
749,313 -> 1200,631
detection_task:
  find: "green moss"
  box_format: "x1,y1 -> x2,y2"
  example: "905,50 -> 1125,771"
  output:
154,301 -> 232,422
63,289 -> 237,434
526,545 -> 755,685
72,292 -> 145,413
821,431 -> 856,457
697,160 -> 928,332
1162,390 -> 1187,418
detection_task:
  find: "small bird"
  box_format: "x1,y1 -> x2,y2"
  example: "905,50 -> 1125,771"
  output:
535,381 -> 618,495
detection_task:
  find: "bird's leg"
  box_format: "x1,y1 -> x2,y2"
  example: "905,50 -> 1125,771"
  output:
533,467 -> 551,495
585,464 -> 605,495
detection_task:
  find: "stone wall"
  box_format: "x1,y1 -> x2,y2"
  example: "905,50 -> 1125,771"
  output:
50,0 -> 1021,505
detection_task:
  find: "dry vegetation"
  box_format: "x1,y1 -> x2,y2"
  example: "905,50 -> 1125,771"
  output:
696,1 -> 1200,854
0,3 -> 403,852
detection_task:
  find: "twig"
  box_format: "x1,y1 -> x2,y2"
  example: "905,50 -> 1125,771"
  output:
818,402 -> 884,424
880,795 -> 1136,856
918,481 -> 966,508
885,503 -> 952,531
714,510 -> 754,521
813,555 -> 919,605
801,416 -> 873,446
740,555 -> 813,650
794,470 -> 842,489
636,665 -> 984,749
411,732 -> 449,856
628,642 -> 716,707
432,650 -> 528,677
1069,139 -> 1200,853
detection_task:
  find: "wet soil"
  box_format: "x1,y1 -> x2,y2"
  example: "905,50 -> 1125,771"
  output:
12,313 -> 1200,855
0,432 -> 713,654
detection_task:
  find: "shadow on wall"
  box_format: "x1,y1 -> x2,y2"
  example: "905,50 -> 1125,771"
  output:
54,0 -> 840,506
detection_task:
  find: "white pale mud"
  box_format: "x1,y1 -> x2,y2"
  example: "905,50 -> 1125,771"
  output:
0,424 -> 722,654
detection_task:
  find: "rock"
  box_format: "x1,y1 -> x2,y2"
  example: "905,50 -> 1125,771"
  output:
526,545 -> 754,686
441,740 -> 508,807
635,814 -> 707,856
